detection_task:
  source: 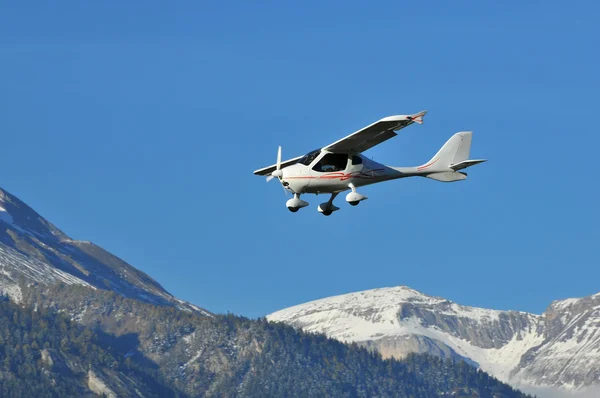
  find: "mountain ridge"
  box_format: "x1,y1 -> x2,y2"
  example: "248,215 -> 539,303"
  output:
0,186 -> 210,315
0,185 -> 535,396
268,285 -> 600,396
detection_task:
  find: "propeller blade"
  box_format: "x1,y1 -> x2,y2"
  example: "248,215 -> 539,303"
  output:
276,146 -> 282,170
270,146 -> 284,179
266,175 -> 275,183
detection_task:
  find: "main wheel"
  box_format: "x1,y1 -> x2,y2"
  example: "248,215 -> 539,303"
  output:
349,201 -> 359,206
322,210 -> 332,216
287,206 -> 299,213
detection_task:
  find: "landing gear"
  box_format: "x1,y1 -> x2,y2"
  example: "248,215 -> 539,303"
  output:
286,194 -> 309,213
345,183 -> 368,206
318,193 -> 340,216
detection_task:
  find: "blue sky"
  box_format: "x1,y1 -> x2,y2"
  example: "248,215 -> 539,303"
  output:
1,1 -> 598,318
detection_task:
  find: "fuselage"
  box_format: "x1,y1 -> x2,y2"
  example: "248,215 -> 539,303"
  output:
280,150 -> 421,195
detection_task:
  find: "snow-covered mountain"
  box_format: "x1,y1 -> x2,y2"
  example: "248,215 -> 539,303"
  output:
512,293 -> 600,393
268,286 -> 600,397
0,186 -> 532,396
0,186 -> 209,315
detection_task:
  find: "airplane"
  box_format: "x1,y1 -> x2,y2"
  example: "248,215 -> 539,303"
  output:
253,110 -> 486,216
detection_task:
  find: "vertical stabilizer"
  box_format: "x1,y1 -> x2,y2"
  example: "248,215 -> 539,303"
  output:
418,132 -> 472,171
418,132 -> 486,181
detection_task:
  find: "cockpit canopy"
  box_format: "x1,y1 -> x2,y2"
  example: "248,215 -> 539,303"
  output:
297,149 -> 364,173
313,153 -> 348,172
298,149 -> 321,166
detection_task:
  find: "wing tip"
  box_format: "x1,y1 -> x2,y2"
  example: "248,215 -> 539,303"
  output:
380,110 -> 428,124
409,110 -> 428,124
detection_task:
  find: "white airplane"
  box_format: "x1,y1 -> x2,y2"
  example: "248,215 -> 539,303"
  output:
253,111 -> 486,215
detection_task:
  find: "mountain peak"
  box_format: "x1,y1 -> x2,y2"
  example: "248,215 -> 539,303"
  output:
269,286 -> 600,395
548,291 -> 600,309
0,186 -> 70,241
296,285 -> 441,306
0,186 -> 210,315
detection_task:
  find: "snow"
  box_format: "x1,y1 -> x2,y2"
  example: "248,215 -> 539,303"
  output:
0,244 -> 92,288
0,282 -> 22,303
440,303 -> 501,323
0,204 -> 14,224
270,286 -> 510,342
0,186 -> 214,326
175,298 -> 213,317
183,332 -> 196,344
268,286 -> 545,385
182,348 -> 204,370
0,204 -> 30,236
553,298 -> 582,311
270,286 -> 600,394
449,321 -> 544,382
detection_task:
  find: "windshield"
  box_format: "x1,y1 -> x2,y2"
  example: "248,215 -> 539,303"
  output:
313,153 -> 348,172
298,149 -> 321,166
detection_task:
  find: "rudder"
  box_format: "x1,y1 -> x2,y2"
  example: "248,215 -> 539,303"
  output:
418,132 -> 472,172
420,131 -> 486,181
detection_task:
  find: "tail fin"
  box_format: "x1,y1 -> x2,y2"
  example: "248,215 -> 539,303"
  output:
419,132 -> 486,182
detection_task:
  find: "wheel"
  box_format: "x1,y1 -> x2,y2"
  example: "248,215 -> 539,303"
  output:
349,201 -> 359,206
322,210 -> 332,216
287,206 -> 299,213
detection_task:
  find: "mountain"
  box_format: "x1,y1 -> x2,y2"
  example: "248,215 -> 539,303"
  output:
2,293 -> 530,398
0,187 -> 209,315
267,286 -> 600,397
512,293 -> 600,392
0,185 -> 530,397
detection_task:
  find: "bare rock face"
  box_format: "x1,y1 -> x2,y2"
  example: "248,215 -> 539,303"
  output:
396,300 -> 541,349
87,370 -> 117,398
359,334 -> 470,363
511,293 -> 600,390
268,286 -> 600,396
41,348 -> 54,368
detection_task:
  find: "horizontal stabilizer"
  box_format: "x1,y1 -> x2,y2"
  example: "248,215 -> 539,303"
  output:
450,159 -> 487,171
425,171 -> 467,182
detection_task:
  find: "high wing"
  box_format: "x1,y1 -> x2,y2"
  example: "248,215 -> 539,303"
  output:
253,110 -> 427,176
253,155 -> 303,176
323,110 -> 427,153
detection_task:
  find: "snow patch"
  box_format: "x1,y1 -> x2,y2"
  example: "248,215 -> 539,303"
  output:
183,332 -> 196,344
0,244 -> 92,288
0,204 -> 30,236
0,282 -> 22,303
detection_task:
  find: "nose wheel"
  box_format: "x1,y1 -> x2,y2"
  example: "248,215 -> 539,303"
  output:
286,194 -> 309,213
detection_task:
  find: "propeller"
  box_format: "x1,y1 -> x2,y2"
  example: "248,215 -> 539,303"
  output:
266,146 -> 283,182
266,146 -> 290,196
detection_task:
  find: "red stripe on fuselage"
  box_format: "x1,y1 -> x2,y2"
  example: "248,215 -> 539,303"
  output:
417,158 -> 438,170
